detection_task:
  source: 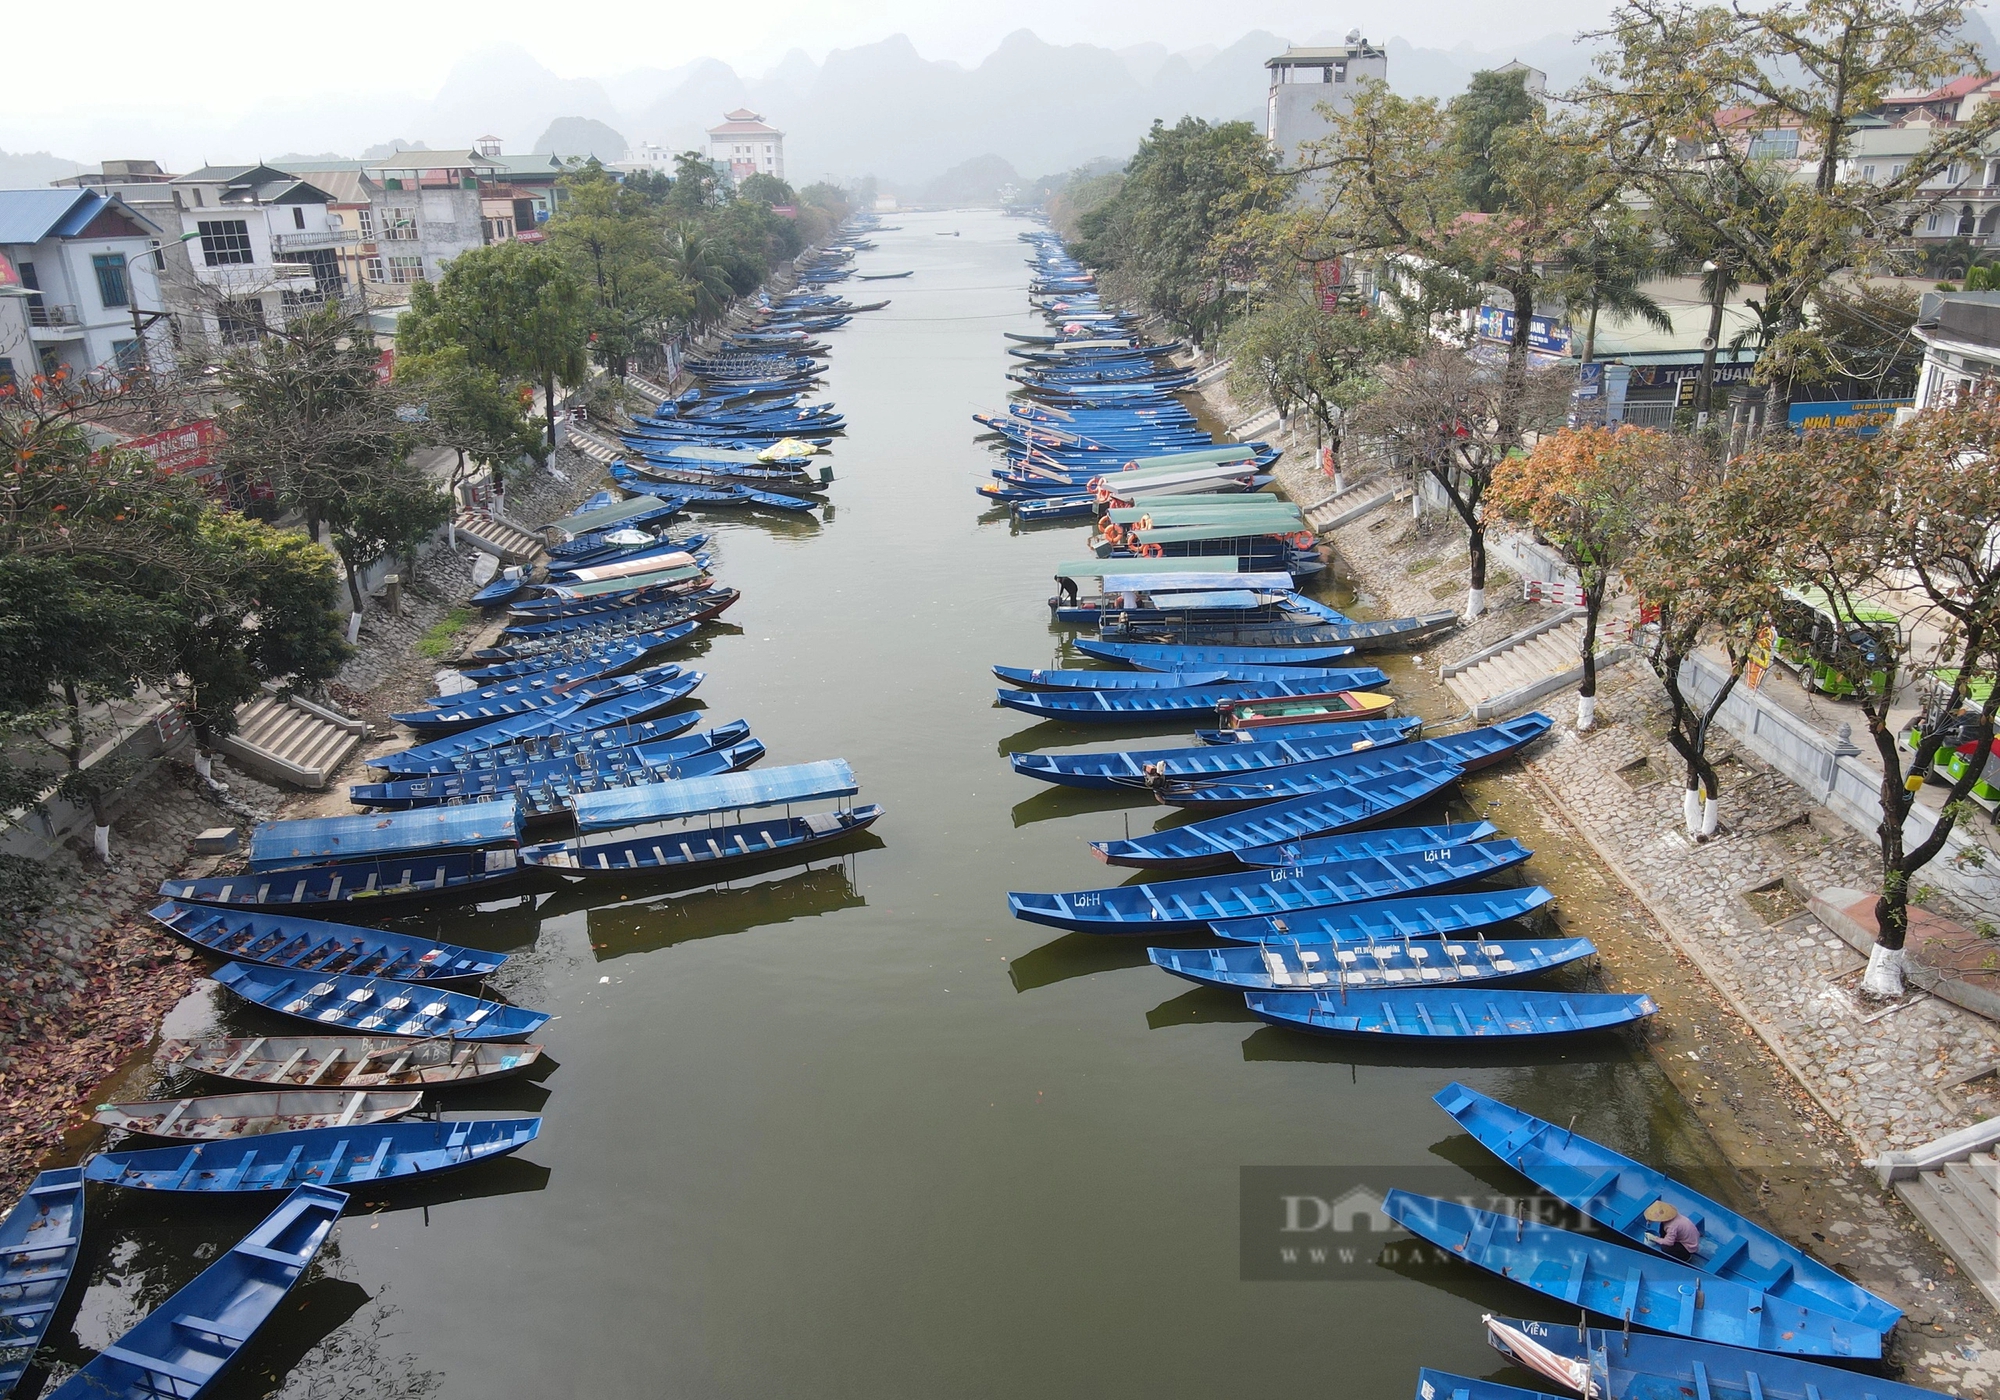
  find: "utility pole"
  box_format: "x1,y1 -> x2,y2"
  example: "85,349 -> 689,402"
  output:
1694,257 -> 1729,425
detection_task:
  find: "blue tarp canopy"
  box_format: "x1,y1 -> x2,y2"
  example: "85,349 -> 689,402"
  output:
573,760 -> 858,833
249,799 -> 524,870
1146,590 -> 1270,610
1102,571 -> 1291,594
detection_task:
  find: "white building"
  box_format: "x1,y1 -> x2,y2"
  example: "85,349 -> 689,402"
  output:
0,188 -> 169,384
1265,36 -> 1388,168
358,151 -> 498,288
706,110 -> 785,183
167,165 -> 347,342
1911,290 -> 2000,408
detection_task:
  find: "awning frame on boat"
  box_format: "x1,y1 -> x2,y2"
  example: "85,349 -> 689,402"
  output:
572,760 -> 859,833
249,799 -> 524,871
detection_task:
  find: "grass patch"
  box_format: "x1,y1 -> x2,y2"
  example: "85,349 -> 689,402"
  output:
1407,556 -> 1440,576
415,607 -> 476,659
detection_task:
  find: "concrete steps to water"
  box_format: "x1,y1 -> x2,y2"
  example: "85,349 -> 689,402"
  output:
1894,1150 -> 2000,1311
626,374 -> 673,405
1442,615 -> 1630,720
215,692 -> 368,789
454,509 -> 544,566
566,425 -> 631,467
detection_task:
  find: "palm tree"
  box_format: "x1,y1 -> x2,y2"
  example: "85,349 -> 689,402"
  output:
1556,219 -> 1675,364
665,228 -> 732,331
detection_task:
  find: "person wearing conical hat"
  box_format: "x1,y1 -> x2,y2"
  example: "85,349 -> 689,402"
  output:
1644,1199 -> 1701,1263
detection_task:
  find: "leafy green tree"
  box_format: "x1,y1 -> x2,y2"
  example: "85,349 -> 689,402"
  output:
399,241 -> 590,458
1223,289 -> 1419,474
394,345 -> 542,493
1551,213 -> 1675,363
667,151 -> 724,217
666,229 -> 734,330
1581,0 -> 2000,422
736,173 -> 795,206
1449,68 -> 1540,213
545,161 -> 692,376
1074,117 -> 1283,347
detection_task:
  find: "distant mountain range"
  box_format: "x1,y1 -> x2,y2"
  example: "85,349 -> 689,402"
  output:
10,17 -> 1993,191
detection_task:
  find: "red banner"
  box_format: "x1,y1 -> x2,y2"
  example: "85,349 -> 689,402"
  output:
123,419 -> 222,474
0,251 -> 19,292
1314,258 -> 1344,312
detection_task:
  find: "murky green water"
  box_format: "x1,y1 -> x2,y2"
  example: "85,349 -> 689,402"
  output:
56,209 -> 1729,1400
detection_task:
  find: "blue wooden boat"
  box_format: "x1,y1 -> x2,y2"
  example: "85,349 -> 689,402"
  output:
1011,495 -> 1097,522
390,663 -> 688,737
996,675 -> 1390,725
1008,719 -> 1420,791
0,1168 -> 83,1397
1434,1082 -> 1902,1334
1225,820 -> 1496,866
1249,989 -> 1655,1039
248,800 -> 520,873
545,534 -> 710,576
1159,714 -> 1553,807
47,1184 -> 342,1399
1099,610 -> 1460,651
369,673 -> 703,772
160,847 -> 527,912
365,710 -> 707,779
351,721 -> 751,807
83,1118 -> 541,1194
1073,639 -> 1358,667
493,587 -> 738,642
1149,933 -> 1594,991
1212,887 -> 1557,943
1484,1316 -> 1944,1400
469,574 -> 526,607
1198,718 -> 1415,745
1415,1369 -> 1565,1400
426,740 -> 769,822
504,575 -> 706,619
213,962 -> 548,1040
457,621 -> 698,681
1007,838 -> 1532,933
421,654 -> 669,709
1381,1192 -> 1873,1357
1091,757 -> 1467,869
992,664 -> 1388,691
149,901 -> 506,984
523,803 -> 886,878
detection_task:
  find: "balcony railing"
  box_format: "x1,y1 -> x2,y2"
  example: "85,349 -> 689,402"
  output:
271,228 -> 358,252
27,302 -> 80,330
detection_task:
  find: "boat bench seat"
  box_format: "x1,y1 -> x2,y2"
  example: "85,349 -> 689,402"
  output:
174,1312 -> 252,1343
0,1298 -> 53,1320
101,1343 -> 213,1384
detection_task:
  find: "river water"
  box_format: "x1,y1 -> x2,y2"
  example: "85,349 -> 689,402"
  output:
60,208 -> 1736,1400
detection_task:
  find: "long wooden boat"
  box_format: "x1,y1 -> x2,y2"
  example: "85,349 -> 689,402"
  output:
94,1089 -> 422,1140
1008,718 -> 1421,791
1007,837 -> 1533,934
1484,1316 -> 1945,1400
489,587 -> 737,643
1211,887 -> 1557,943
408,710 -> 710,776
523,803 -> 885,880
47,1185 -> 342,1398
0,1168 -> 83,1396
82,1119 -> 541,1194
1251,990 -> 1655,1040
148,901 -> 506,984
1198,718 -> 1416,745
1380,1192 -> 1874,1357
1098,611 -> 1459,651
1149,934 -> 1595,992
1418,1370 -> 1564,1400
456,620 -> 698,681
157,1036 -> 543,1090
368,673 -> 703,773
368,739 -> 768,822
1090,759 -> 1468,869
350,721 -> 751,807
212,963 -> 550,1042
159,847 -> 528,912
996,675 -> 1391,726
390,664 -> 690,738
1158,714 -> 1553,807
1213,690 -> 1399,729
993,664 -> 1387,693
1435,1083 -> 1903,1333
419,651 -> 663,709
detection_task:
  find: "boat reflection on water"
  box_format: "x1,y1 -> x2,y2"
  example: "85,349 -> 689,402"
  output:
582,856 -> 873,962
1144,986 -> 1263,1030
1237,1022 -> 1638,1072
1006,931 -> 1159,993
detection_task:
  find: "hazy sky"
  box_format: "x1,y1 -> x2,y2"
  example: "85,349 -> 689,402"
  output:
15,0 -> 1609,120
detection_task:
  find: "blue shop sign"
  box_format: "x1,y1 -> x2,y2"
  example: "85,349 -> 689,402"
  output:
1787,398 -> 1912,436
1475,305 -> 1573,356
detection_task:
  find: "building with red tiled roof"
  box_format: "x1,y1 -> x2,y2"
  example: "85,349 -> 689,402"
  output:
706,109 -> 784,183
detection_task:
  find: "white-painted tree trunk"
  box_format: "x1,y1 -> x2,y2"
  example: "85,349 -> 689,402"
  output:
447,519 -> 457,548
1700,798 -> 1719,837
1576,694 -> 1596,731
92,824 -> 111,862
1465,587 -> 1486,620
1861,943 -> 1907,998
1682,788 -> 1702,834
346,611 -> 364,645
192,752 -> 228,793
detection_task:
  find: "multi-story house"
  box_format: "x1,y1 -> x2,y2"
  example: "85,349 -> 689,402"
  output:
364,151 -> 501,285
0,188 -> 169,383
164,165 -> 348,341
706,110 -> 785,183
1264,37 -> 1388,169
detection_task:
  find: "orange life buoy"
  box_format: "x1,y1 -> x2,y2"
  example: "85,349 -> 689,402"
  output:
1102,522 -> 1123,545
1142,542 -> 1164,558
1291,531 -> 1316,549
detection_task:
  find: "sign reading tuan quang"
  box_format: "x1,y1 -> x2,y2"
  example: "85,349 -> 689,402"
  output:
1786,399 -> 1911,436
122,419 -> 223,474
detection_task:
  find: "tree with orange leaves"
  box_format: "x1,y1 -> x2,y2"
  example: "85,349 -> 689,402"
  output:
1489,425 -> 1663,731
